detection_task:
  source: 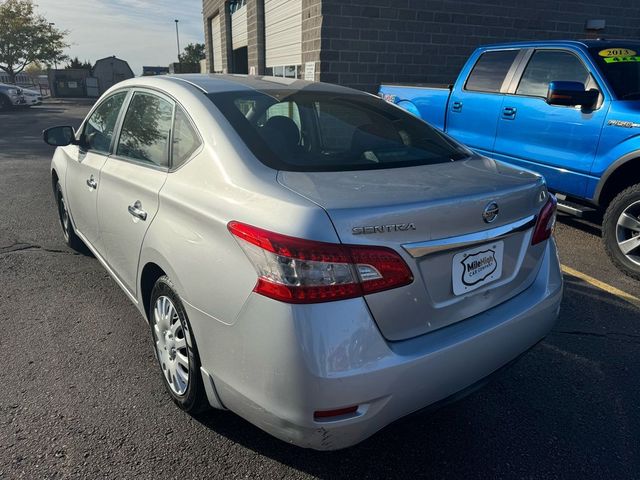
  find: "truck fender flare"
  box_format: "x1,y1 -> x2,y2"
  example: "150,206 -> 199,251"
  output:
593,149 -> 640,204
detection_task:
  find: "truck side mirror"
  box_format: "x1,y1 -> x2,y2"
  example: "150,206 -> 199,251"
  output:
546,81 -> 598,109
43,126 -> 77,146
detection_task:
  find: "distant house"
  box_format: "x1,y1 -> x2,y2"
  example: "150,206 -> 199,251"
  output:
92,55 -> 134,95
142,66 -> 170,76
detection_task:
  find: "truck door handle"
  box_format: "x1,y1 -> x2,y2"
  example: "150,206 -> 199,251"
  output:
502,106 -> 517,119
127,201 -> 147,221
86,176 -> 97,189
451,101 -> 463,112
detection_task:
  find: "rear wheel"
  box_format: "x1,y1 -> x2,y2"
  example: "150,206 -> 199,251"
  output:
603,184 -> 640,280
150,276 -> 209,413
55,182 -> 85,252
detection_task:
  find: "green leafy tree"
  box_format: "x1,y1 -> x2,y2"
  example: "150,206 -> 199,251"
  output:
179,43 -> 205,64
0,0 -> 68,83
65,56 -> 92,70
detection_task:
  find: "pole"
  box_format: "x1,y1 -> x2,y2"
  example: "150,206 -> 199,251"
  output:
175,19 -> 181,71
49,23 -> 58,70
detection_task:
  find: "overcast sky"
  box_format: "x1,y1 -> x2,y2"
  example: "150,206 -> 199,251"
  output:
36,0 -> 205,76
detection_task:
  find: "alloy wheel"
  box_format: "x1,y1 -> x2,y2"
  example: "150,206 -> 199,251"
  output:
616,200 -> 640,266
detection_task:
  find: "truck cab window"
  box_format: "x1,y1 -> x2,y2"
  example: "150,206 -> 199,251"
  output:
465,50 -> 519,93
517,50 -> 589,98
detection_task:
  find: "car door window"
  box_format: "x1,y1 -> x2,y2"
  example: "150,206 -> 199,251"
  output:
116,92 -> 173,168
82,91 -> 127,153
172,106 -> 201,169
516,50 -> 590,98
465,50 -> 519,93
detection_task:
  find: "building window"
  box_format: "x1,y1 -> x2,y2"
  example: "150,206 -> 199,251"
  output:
229,0 -> 246,14
266,65 -> 302,79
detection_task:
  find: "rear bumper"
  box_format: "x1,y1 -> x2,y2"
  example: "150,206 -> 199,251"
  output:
187,238 -> 562,450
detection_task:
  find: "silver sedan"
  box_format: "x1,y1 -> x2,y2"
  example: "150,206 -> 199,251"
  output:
43,75 -> 562,450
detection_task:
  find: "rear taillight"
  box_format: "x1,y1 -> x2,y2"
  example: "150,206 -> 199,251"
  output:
228,221 -> 413,304
531,194 -> 557,245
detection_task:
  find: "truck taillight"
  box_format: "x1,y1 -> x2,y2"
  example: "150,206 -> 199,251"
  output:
531,194 -> 557,245
228,221 -> 414,304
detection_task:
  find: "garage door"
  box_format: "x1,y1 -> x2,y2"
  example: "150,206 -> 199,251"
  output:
231,3 -> 248,49
210,14 -> 223,73
265,0 -> 302,68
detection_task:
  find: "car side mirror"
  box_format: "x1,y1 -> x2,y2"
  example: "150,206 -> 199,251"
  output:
546,81 -> 599,109
43,126 -> 77,146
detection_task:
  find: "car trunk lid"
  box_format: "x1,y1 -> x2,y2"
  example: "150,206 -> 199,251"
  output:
278,157 -> 549,341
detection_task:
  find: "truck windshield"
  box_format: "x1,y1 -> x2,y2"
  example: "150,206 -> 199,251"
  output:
589,46 -> 640,100
208,90 -> 470,172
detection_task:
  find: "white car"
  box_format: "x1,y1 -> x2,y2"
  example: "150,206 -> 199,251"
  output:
20,87 -> 43,106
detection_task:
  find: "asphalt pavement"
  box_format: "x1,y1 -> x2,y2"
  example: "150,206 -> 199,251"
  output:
1,102 -> 638,479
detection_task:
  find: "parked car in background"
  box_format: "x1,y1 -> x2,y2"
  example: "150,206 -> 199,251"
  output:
380,40 -> 640,280
0,82 -> 24,109
43,75 -> 562,450
20,86 -> 43,106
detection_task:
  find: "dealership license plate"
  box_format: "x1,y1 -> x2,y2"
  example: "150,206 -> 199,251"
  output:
452,241 -> 504,295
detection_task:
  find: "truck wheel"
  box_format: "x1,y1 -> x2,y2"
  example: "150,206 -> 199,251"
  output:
602,184 -> 640,280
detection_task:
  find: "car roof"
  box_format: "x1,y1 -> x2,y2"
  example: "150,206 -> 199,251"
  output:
480,39 -> 640,50
154,74 -> 368,96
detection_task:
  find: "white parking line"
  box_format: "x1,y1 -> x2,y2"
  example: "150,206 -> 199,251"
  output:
561,264 -> 640,310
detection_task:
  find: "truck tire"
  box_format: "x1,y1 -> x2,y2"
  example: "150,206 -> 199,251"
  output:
602,183 -> 640,280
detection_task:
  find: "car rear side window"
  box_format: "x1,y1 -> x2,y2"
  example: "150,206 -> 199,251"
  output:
116,92 -> 173,168
465,50 -> 519,93
516,50 -> 590,98
82,91 -> 127,154
172,106 -> 201,169
208,90 -> 470,172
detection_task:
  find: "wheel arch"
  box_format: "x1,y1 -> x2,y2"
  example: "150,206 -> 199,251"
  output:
51,168 -> 59,194
140,262 -> 167,323
138,249 -> 187,323
594,152 -> 640,208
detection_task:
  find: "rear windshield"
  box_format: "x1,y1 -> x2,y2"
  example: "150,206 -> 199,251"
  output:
589,46 -> 640,99
207,90 -> 469,172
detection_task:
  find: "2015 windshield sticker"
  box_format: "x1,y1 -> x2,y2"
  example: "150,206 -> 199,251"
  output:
603,56 -> 640,63
599,48 -> 637,57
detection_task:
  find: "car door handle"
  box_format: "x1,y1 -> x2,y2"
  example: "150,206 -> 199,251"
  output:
127,201 -> 147,221
86,176 -> 97,189
502,106 -> 517,119
451,101 -> 463,112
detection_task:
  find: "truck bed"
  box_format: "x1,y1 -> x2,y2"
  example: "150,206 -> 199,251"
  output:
378,84 -> 452,131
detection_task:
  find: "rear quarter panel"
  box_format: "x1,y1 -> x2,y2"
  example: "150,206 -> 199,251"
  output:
137,97 -> 339,374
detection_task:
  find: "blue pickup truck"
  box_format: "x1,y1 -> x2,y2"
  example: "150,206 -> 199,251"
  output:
379,39 -> 640,279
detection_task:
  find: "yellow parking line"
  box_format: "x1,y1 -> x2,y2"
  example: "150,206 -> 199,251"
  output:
561,264 -> 640,310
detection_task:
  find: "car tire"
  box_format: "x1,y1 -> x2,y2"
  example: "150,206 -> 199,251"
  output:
602,183 -> 640,280
55,182 -> 85,252
149,276 -> 209,414
0,94 -> 11,110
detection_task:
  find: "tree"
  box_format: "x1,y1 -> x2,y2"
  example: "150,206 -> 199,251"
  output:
0,0 -> 68,83
179,43 -> 205,65
65,56 -> 92,70
24,59 -> 45,75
